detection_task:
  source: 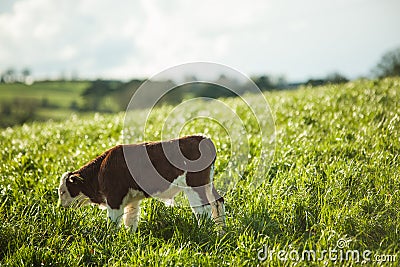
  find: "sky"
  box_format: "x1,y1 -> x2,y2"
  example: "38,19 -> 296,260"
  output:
0,0 -> 399,82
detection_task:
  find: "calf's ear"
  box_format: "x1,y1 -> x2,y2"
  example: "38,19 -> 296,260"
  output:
67,174 -> 83,184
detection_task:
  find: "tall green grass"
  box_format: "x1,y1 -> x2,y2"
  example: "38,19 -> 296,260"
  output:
0,78 -> 399,266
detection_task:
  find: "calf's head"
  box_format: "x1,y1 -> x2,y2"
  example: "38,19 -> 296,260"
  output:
58,172 -> 89,207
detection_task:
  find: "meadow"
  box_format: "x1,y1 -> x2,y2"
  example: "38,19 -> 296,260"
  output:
0,81 -> 89,109
0,81 -> 90,127
0,78 -> 399,266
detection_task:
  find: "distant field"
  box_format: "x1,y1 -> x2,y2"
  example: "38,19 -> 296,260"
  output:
0,81 -> 91,125
0,78 -> 399,266
0,81 -> 89,108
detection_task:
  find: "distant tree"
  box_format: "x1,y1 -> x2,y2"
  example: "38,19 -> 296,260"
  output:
21,68 -> 33,85
253,75 -> 275,90
70,100 -> 79,111
306,79 -> 326,87
0,98 -> 40,127
3,68 -> 16,83
22,68 -> 31,78
326,72 -> 349,84
1,101 -> 11,116
275,75 -> 288,88
111,79 -> 143,111
196,83 -> 236,99
81,80 -> 122,111
373,47 -> 400,78
158,82 -> 188,105
41,97 -> 49,108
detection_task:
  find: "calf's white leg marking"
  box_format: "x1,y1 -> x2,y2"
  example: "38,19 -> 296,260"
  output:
185,185 -> 225,228
107,189 -> 145,228
107,205 -> 124,226
124,200 -> 141,230
185,164 -> 226,229
184,187 -> 212,224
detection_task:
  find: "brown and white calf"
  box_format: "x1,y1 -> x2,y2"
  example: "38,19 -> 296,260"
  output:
58,135 -> 225,231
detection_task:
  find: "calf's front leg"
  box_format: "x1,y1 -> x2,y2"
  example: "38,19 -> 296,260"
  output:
123,200 -> 141,231
107,205 -> 124,226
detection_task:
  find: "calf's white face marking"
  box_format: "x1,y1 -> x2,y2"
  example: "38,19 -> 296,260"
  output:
58,172 -> 75,207
58,172 -> 89,207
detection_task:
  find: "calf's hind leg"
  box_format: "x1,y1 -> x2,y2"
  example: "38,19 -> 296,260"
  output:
208,186 -> 225,228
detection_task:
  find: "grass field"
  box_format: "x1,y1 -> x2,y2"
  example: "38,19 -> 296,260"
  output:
0,78 -> 399,266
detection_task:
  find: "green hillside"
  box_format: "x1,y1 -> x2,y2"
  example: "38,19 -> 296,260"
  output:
0,81 -> 89,108
0,81 -> 91,127
0,78 -> 399,266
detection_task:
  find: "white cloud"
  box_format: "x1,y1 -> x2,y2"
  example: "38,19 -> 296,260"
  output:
0,0 -> 400,80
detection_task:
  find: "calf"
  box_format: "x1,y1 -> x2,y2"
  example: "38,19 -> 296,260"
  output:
58,135 -> 225,231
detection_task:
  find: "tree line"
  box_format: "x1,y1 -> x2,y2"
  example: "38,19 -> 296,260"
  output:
1,46 -> 399,127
